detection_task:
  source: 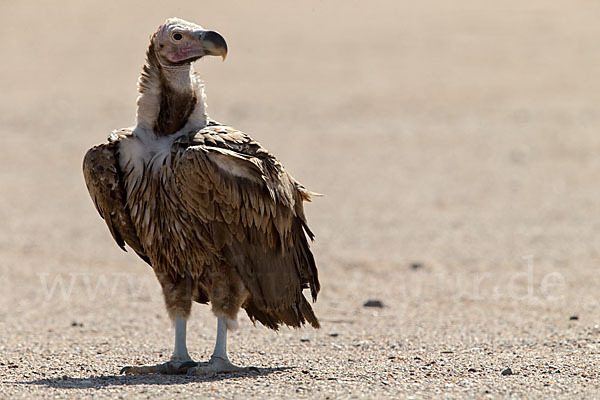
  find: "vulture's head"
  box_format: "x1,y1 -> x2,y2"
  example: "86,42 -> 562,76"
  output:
150,17 -> 228,67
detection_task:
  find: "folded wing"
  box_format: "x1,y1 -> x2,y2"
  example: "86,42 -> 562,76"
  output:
82,134 -> 151,266
174,125 -> 320,328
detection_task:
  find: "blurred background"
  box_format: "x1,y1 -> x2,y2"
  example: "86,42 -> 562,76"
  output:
1,0 -> 600,396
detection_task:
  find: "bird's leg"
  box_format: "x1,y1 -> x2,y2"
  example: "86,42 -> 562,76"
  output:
187,317 -> 257,376
171,317 -> 194,366
121,272 -> 199,375
212,315 -> 230,361
121,317 -> 197,375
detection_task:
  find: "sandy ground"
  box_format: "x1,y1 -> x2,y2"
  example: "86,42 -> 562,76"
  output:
2,0 -> 600,398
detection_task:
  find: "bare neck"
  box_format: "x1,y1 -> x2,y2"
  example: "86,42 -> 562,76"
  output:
135,45 -> 208,137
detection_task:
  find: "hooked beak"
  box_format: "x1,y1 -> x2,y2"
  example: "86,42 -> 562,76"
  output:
197,30 -> 228,61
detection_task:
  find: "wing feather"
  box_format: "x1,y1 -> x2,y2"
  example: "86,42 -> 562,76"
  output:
82,136 -> 150,266
174,126 -> 320,327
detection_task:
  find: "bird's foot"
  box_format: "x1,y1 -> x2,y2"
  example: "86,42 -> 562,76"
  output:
120,360 -> 198,375
186,356 -> 258,376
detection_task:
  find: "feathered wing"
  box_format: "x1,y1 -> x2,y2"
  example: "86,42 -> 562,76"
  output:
82,133 -> 151,266
174,125 -> 320,329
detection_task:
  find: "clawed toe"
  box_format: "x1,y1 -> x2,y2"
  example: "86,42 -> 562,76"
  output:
120,361 -> 198,375
186,357 -> 258,376
176,361 -> 199,374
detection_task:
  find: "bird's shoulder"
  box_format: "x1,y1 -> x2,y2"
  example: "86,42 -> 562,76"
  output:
182,121 -> 277,164
82,128 -> 149,263
82,128 -> 132,191
175,121 -> 316,206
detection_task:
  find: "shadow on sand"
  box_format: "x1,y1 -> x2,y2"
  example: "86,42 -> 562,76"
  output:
13,366 -> 292,389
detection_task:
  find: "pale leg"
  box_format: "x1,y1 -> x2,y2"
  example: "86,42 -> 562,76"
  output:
187,317 -> 257,376
172,317 -> 193,364
121,317 -> 197,375
211,316 -> 229,361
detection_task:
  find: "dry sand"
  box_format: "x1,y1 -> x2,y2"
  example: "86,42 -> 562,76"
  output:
2,0 -> 600,398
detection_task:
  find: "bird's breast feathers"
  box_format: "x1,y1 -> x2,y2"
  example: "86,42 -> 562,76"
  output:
118,128 -> 183,192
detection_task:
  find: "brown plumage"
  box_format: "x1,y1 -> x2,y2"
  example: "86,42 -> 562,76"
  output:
82,18 -> 320,374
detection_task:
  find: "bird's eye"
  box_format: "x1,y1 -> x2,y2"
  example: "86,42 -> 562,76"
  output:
173,33 -> 183,41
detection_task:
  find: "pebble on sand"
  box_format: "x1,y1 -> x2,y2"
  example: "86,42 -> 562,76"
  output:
363,300 -> 384,308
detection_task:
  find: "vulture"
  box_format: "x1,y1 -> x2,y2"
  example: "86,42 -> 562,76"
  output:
83,17 -> 320,375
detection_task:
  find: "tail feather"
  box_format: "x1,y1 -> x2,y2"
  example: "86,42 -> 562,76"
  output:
243,294 -> 320,330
